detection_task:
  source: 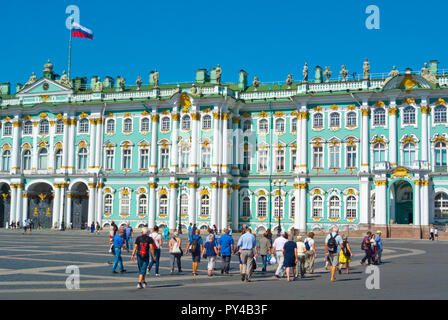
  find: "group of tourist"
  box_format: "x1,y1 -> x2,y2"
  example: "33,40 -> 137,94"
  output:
107,222 -> 387,289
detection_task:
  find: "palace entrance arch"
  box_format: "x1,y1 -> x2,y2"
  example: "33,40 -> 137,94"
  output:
70,182 -> 89,229
27,182 -> 54,228
391,180 -> 414,224
0,183 -> 11,228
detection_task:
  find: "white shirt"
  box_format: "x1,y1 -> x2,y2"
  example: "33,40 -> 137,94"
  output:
305,237 -> 315,250
296,242 -> 306,256
273,237 -> 288,251
150,232 -> 162,249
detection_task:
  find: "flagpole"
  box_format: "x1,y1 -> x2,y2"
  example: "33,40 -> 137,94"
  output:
68,24 -> 73,80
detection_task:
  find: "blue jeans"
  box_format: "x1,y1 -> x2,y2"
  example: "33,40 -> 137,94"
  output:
112,248 -> 124,272
137,256 -> 149,276
261,255 -> 268,271
148,248 -> 161,274
126,236 -> 133,251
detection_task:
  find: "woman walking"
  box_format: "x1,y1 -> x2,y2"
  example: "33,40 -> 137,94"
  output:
203,234 -> 219,277
304,232 -> 317,274
282,233 -> 298,282
338,235 -> 353,274
148,226 -> 163,277
258,232 -> 272,272
169,232 -> 183,274
295,236 -> 307,279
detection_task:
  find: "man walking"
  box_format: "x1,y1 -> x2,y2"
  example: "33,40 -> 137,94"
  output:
237,227 -> 258,282
374,231 -> 383,264
186,229 -> 204,277
325,226 -> 343,282
125,223 -> 133,251
131,227 -> 155,289
360,231 -> 373,265
218,228 -> 234,275
112,230 -> 129,273
273,231 -> 288,279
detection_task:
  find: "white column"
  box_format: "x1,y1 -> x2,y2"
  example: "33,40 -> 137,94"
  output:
222,111 -> 229,175
62,116 -> 70,171
232,110 -> 240,175
420,179 -> 429,226
31,122 -> 38,171
414,181 -> 421,226
211,180 -> 218,228
212,107 -> 220,173
374,180 -> 387,225
221,182 -> 229,231
96,184 -> 104,225
22,192 -> 28,223
299,183 -> 307,232
231,183 -> 239,231
48,121 -> 55,172
150,112 -> 159,174
16,184 -> 23,226
361,105 -> 370,173
11,117 -> 22,174
169,182 -> 178,231
52,185 -> 61,228
421,105 -> 430,162
95,119 -> 103,169
295,111 -> 302,174
148,181 -> 157,229
359,177 -> 370,225
87,183 -> 96,225
293,183 -> 300,230
66,193 -> 72,229
170,110 -> 180,173
190,107 -> 200,174
59,186 -> 66,229
88,118 -> 97,170
388,104 -> 398,167
10,185 -> 17,224
188,182 -> 198,225
68,117 -> 76,174
299,110 -> 308,174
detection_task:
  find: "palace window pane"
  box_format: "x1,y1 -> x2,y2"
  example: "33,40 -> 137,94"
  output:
435,193 -> 448,219
139,195 -> 147,217
346,196 -> 357,219
3,122 -> 12,136
403,107 -> 416,125
181,147 -> 190,169
243,148 -> 250,171
313,113 -> 323,128
106,150 -> 114,170
39,120 -> 49,135
105,195 -> 113,215
141,118 -> 150,132
291,149 -> 297,171
257,197 -> 267,218
346,145 -> 357,168
140,148 -> 149,170
23,150 -> 32,170
291,118 -> 297,132
123,149 -> 132,170
259,119 -> 268,134
346,112 -> 357,127
434,106 -> 447,124
312,196 -> 323,218
330,113 -> 340,127
403,143 -> 415,166
313,146 -> 323,169
243,120 -> 252,132
182,116 -> 191,131
201,146 -> 211,169
291,197 -> 295,218
242,197 -> 251,217
38,148 -> 48,170
78,148 -> 88,169
55,149 -> 63,169
159,195 -> 168,217
180,195 -> 188,217
106,119 -> 115,133
23,121 -> 33,135
121,195 -> 130,216
373,108 -> 386,126
274,196 -> 284,219
201,195 -> 210,216
123,119 -> 133,132
276,149 -> 285,171
329,145 -> 340,168
258,149 -> 268,171
161,148 -> 169,169
329,196 -> 340,219
160,117 -> 170,131
275,119 -> 285,133
2,150 -> 10,171
202,115 -> 212,130
79,119 -> 89,133
56,120 -> 64,134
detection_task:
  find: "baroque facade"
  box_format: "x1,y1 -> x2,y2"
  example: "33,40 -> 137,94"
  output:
0,60 -> 448,232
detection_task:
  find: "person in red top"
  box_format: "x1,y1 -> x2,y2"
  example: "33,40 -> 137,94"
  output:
132,228 -> 155,289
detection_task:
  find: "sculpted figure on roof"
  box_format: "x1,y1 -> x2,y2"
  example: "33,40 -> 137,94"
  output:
323,66 -> 332,82
340,65 -> 348,81
57,71 -> 72,88
252,76 -> 261,90
136,76 -> 143,90
25,72 -> 37,87
420,62 -> 437,84
363,58 -> 370,80
302,63 -> 308,82
153,69 -> 159,87
215,64 -> 222,85
286,74 -> 294,88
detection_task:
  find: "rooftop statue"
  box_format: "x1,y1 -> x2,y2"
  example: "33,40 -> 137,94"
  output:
286,74 -> 294,88
363,58 -> 370,80
302,63 -> 309,82
25,72 -> 37,87
136,76 -> 143,90
118,77 -> 126,90
190,83 -> 202,97
153,69 -> 159,87
57,71 -> 72,88
215,64 -> 222,85
43,59 -> 54,73
323,66 -> 332,82
93,80 -> 103,92
420,62 -> 437,84
252,76 -> 261,90
383,66 -> 399,87
340,65 -> 348,81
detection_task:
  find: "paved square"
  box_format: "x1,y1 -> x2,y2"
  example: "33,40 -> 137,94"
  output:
0,229 -> 446,300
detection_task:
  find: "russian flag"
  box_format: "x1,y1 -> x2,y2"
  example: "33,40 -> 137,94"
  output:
71,23 -> 94,40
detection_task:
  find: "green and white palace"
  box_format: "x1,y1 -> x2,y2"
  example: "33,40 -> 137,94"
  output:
0,59 -> 448,232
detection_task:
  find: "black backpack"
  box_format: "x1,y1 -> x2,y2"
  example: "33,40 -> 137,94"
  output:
327,233 -> 338,254
191,236 -> 201,254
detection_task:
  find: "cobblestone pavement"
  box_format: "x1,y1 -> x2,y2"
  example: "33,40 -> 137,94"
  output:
0,229 -> 445,300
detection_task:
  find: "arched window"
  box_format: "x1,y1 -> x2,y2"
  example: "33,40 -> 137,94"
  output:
242,196 -> 251,217
123,118 -> 133,133
55,119 -> 64,134
139,194 -> 147,217
55,149 -> 63,169
201,195 -> 210,217
141,118 -> 150,132
346,112 -> 357,127
435,193 -> 448,219
257,197 -> 267,218
104,194 -> 113,216
38,148 -> 48,170
346,196 -> 357,219
78,118 -> 89,134
160,117 -> 170,131
77,147 -> 88,170
139,148 -> 149,170
2,122 -> 12,137
159,195 -> 168,217
201,144 -> 211,169
373,108 -> 386,126
258,119 -> 268,134
275,118 -> 285,133
181,115 -> 191,131
435,141 -> 447,167
202,115 -> 212,130
329,195 -> 340,219
180,194 -> 188,217
403,106 -> 416,125
329,112 -> 340,128
373,143 -> 386,163
313,113 -> 323,129
243,120 -> 252,132
160,147 -> 169,169
106,119 -> 115,134
39,120 -> 49,135
312,195 -> 323,218
2,150 -> 10,172
23,121 -> 33,135
274,196 -> 284,219
403,143 -> 416,166
290,197 -> 295,218
434,105 -> 447,124
23,150 -> 32,170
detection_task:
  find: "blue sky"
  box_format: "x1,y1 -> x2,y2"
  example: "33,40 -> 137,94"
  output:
1,0 -> 447,90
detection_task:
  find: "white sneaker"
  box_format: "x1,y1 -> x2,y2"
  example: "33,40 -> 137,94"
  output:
155,274 -> 160,277
137,283 -> 143,289
142,282 -> 147,288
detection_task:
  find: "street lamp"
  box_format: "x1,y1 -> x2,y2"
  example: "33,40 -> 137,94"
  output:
273,179 -> 287,237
